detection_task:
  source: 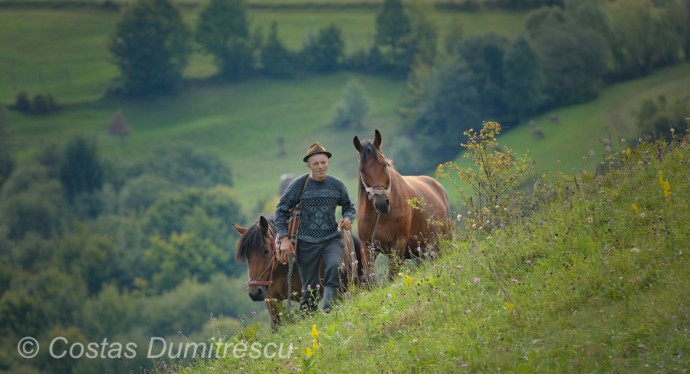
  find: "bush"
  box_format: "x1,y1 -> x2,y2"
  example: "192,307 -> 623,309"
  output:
10,92 -> 59,115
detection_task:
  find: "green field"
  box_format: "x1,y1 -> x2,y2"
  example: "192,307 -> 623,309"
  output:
3,5 -> 690,217
0,6 -> 526,103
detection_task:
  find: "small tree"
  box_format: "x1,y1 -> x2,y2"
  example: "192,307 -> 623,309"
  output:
301,24 -> 344,73
329,80 -> 371,130
59,136 -> 104,203
436,121 -> 533,231
109,0 -> 190,96
375,0 -> 411,66
502,35 -> 544,122
196,0 -> 254,80
261,21 -> 294,78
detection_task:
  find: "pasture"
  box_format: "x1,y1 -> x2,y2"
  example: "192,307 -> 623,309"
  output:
2,5 -> 690,217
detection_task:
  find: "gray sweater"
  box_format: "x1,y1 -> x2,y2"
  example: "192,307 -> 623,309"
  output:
275,174 -> 356,243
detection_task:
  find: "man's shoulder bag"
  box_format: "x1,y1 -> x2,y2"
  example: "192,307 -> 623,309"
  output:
287,175 -> 310,248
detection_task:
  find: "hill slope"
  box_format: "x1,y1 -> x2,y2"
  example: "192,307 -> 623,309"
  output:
169,136 -> 689,373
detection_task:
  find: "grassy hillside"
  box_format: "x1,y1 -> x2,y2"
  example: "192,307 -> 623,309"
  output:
169,135 -> 690,373
0,6 -> 525,103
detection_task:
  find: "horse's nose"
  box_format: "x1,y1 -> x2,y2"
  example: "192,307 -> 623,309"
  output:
248,286 -> 266,301
375,199 -> 390,214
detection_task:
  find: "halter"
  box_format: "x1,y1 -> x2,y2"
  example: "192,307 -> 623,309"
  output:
245,227 -> 279,287
360,169 -> 392,200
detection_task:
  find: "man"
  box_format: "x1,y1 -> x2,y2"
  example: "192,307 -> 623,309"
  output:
275,142 -> 356,313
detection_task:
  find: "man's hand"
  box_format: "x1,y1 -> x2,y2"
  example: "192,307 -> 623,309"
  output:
277,236 -> 294,264
339,217 -> 352,231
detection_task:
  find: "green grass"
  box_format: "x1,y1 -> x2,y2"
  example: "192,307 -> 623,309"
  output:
166,135 -> 690,373
0,6 -> 526,103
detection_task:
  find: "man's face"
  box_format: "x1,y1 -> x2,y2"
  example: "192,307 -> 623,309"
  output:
308,154 -> 329,181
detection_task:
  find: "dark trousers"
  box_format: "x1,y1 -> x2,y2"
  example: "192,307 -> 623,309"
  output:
297,236 -> 343,309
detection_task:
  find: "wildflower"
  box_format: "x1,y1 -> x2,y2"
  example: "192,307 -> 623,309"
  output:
473,277 -> 480,283
525,259 -> 532,265
640,213 -> 646,218
510,278 -> 519,283
344,322 -> 354,328
311,324 -> 318,339
405,275 -> 413,286
623,148 -> 631,157
631,204 -> 638,214
306,347 -> 313,359
455,264 -> 463,270
503,301 -> 515,311
658,171 -> 672,200
312,341 -> 319,351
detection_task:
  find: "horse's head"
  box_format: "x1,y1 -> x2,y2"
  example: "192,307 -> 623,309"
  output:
353,129 -> 391,214
233,216 -> 277,301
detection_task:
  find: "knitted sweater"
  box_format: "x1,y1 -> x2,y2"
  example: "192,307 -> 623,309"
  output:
275,174 -> 356,244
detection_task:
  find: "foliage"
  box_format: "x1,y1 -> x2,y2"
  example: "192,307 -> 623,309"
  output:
0,109 -> 13,190
196,0 -> 255,81
497,0 -> 564,9
59,135 -> 104,204
300,24 -> 344,73
329,79 -> 371,130
634,94 -> 690,141
11,92 -> 60,115
108,0 -> 190,96
261,21 -> 295,78
139,143 -> 233,188
532,24 -> 609,106
0,180 -> 66,240
607,0 -> 689,81
374,0 -> 411,75
502,35 -> 544,121
436,121 -> 533,231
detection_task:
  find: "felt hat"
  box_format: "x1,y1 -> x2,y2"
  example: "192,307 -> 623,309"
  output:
303,142 -> 332,162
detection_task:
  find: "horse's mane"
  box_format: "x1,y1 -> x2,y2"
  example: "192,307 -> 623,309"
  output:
236,216 -> 275,262
358,141 -> 395,196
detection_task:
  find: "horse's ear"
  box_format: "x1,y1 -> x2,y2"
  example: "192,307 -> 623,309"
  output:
353,136 -> 362,153
374,129 -> 382,149
259,216 -> 269,234
233,224 -> 247,234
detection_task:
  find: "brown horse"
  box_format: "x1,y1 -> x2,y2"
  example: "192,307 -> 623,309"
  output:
353,129 -> 451,280
234,216 -> 361,330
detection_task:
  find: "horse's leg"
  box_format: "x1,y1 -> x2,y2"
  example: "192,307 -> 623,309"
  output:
265,299 -> 281,332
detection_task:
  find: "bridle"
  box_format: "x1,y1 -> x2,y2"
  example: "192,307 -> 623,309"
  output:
245,227 -> 279,287
360,167 -> 392,200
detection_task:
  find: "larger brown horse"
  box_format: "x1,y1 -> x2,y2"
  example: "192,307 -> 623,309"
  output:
353,130 -> 451,280
234,215 -> 361,330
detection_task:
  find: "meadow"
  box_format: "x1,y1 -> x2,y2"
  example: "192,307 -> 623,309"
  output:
170,129 -> 690,373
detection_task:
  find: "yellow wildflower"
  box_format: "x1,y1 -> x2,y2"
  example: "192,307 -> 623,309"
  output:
405,275 -> 413,286
631,204 -> 638,214
658,171 -> 672,200
312,340 -> 319,351
306,347 -> 313,358
311,324 -> 318,339
623,148 -> 631,157
503,301 -> 515,311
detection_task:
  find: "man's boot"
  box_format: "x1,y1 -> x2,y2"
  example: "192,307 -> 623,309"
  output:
320,286 -> 338,313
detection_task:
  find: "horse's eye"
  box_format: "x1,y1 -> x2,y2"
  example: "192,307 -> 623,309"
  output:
263,249 -> 270,256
